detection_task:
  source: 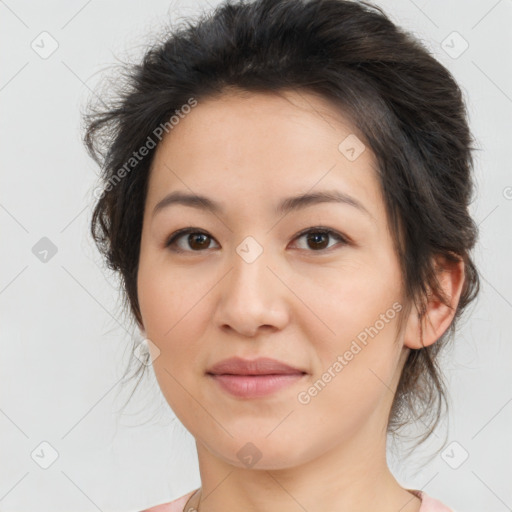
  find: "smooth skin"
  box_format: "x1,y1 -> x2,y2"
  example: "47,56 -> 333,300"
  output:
137,89 -> 465,512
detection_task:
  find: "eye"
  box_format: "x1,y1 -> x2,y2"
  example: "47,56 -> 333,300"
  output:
166,226 -> 349,254
291,227 -> 348,252
165,228 -> 219,253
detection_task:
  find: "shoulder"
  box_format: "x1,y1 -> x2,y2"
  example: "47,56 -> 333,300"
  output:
139,489 -> 198,512
409,489 -> 457,512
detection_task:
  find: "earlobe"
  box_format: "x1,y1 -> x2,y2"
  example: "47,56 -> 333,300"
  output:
403,256 -> 465,350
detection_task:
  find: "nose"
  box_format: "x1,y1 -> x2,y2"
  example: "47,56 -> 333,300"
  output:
213,242 -> 290,338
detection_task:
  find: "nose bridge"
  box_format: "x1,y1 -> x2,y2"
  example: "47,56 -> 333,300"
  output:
215,234 -> 288,335
229,234 -> 274,301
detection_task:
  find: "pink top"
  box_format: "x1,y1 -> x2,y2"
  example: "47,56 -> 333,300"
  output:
140,488 -> 454,511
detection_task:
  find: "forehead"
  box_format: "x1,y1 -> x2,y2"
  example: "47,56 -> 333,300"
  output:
146,89 -> 383,220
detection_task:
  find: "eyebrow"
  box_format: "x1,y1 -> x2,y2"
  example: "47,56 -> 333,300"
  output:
152,189 -> 373,219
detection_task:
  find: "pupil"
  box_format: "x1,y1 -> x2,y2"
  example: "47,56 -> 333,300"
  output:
190,233 -> 208,250
308,232 -> 327,250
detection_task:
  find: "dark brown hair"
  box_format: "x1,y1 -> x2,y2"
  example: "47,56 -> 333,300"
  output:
83,0 -> 480,449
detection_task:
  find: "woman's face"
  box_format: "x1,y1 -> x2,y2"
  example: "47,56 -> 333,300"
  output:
137,90 -> 412,469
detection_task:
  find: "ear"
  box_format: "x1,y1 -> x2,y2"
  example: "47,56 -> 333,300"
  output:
403,255 -> 465,349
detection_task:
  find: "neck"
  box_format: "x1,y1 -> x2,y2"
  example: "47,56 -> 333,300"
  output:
192,421 -> 421,512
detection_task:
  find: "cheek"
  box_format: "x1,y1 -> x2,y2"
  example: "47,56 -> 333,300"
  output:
299,311 -> 403,444
137,247 -> 225,322
137,260 -> 211,415
289,253 -> 402,342
137,253 -> 206,336
296,259 -> 403,415
137,261 -> 204,389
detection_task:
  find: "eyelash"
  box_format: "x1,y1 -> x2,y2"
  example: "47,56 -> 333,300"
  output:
165,226 -> 349,254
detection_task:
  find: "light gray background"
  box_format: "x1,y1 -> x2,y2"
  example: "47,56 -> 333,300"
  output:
1,0 -> 511,511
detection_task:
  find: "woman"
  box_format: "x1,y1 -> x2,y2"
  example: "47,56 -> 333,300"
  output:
83,0 -> 480,510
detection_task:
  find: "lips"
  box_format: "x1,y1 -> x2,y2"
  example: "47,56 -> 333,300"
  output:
206,357 -> 306,376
